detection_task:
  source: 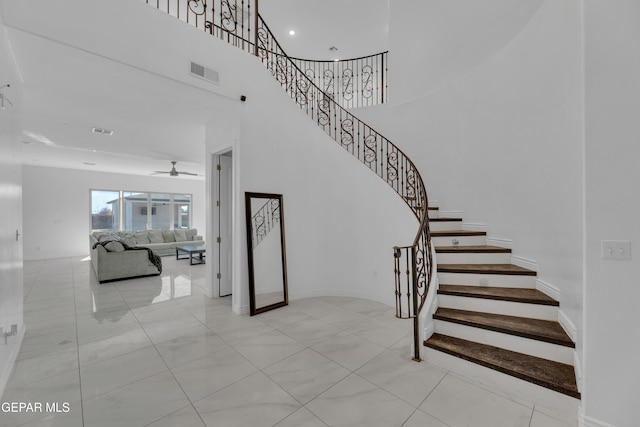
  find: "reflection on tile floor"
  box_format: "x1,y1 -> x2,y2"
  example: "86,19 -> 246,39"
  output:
2,257 -> 578,426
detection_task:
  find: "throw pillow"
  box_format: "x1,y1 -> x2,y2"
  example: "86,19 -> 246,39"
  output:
149,230 -> 164,243
99,233 -> 120,242
185,228 -> 197,241
135,232 -> 150,244
121,235 -> 137,247
174,229 -> 187,242
104,241 -> 125,252
162,230 -> 176,243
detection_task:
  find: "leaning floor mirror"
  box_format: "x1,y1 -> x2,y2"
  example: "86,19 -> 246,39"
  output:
245,192 -> 288,315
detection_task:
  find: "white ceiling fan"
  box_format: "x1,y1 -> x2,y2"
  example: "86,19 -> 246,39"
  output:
153,161 -> 198,177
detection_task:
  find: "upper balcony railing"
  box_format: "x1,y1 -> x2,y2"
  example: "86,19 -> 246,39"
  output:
145,0 -> 432,362
145,0 -> 387,108
290,53 -> 388,109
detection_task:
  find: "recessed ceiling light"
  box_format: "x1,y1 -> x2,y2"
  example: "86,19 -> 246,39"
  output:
289,30 -> 295,36
334,58 -> 340,62
92,127 -> 114,136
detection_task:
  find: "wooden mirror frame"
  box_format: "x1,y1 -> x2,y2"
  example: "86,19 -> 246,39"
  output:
244,192 -> 288,315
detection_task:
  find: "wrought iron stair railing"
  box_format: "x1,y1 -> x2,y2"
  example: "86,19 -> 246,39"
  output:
290,53 -> 388,109
251,198 -> 281,247
144,0 -> 432,361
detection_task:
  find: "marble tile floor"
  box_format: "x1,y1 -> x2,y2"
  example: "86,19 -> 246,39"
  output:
1,256 -> 578,427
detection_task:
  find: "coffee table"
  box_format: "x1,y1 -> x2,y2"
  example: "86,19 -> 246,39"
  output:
176,244 -> 206,265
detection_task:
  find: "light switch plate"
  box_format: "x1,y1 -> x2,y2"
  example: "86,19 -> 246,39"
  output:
601,240 -> 631,260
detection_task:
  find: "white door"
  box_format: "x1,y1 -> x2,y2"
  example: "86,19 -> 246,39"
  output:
218,154 -> 233,297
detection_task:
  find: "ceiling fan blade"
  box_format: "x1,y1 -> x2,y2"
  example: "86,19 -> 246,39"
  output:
176,171 -> 199,176
152,171 -> 170,174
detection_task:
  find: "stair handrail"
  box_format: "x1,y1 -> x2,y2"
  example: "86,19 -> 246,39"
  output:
143,0 -> 432,362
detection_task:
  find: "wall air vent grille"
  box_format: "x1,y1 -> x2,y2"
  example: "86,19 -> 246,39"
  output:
190,61 -> 219,84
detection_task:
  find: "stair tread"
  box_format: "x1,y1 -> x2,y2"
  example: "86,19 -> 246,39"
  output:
430,217 -> 463,222
428,207 -> 439,210
438,285 -> 558,306
424,333 -> 580,399
434,307 -> 574,347
438,263 -> 536,276
435,245 -> 512,253
431,230 -> 486,237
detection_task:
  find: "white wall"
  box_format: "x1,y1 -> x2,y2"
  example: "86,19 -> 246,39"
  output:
389,0 -> 544,103
22,166 -> 205,260
0,12 -> 24,398
202,43 -> 417,314
582,1 -> 640,425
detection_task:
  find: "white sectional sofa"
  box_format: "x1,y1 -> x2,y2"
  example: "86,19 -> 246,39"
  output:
90,228 -> 204,283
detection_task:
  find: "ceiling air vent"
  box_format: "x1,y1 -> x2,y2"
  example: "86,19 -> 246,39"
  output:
190,61 -> 219,84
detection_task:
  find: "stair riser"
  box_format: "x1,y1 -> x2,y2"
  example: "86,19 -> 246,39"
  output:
428,221 -> 462,231
435,252 -> 511,264
428,210 -> 439,219
438,295 -> 558,321
422,347 -> 581,416
434,320 -> 573,364
437,272 -> 536,288
431,235 -> 486,246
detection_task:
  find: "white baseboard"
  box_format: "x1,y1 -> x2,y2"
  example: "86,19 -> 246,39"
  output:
486,237 -> 512,249
558,310 -> 577,343
573,351 -> 583,393
439,210 -> 463,218
579,410 -> 616,427
288,289 -> 394,308
232,303 -> 249,315
511,255 -> 538,272
0,324 -> 25,399
536,278 -> 560,301
461,222 -> 487,231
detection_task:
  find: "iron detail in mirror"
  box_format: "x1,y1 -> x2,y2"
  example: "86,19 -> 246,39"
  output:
245,192 -> 288,315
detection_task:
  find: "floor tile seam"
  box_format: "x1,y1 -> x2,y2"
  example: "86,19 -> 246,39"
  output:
9,354 -> 80,388
530,404 -> 575,427
386,331 -> 413,351
78,342 -> 158,370
444,370 -> 536,410
71,266 -> 86,427
21,324 -> 78,340
187,368 -> 264,408
299,372 -> 358,419
527,405 -> 535,427
273,324 -> 343,348
141,403 -> 203,427
252,345 -> 311,373
275,407 -> 330,427
350,371 -> 424,410
408,407 -> 453,427
149,361 -> 209,426
81,366 -> 175,404
414,369 -> 449,412
84,293 -> 193,404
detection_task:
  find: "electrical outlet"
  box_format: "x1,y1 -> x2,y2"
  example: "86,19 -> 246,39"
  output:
601,240 -> 631,260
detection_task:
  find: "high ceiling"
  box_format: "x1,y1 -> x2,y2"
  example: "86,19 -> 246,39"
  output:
2,0 -> 389,179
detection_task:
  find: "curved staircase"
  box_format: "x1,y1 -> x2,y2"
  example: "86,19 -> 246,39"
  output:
425,209 -> 580,399
144,0 -> 579,403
